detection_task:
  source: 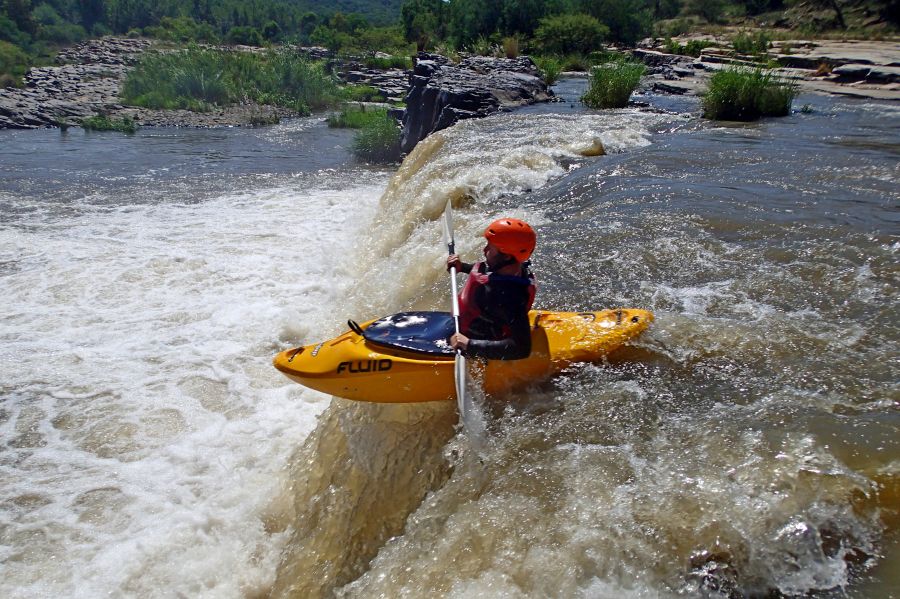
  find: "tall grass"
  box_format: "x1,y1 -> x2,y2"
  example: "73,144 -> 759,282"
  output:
581,60 -> 646,109
327,106 -> 391,128
351,114 -> 401,163
533,56 -> 562,85
81,115 -> 138,133
121,46 -> 342,114
702,67 -> 797,121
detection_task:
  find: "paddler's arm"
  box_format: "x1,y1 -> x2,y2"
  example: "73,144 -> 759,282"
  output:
449,308 -> 531,360
465,310 -> 531,360
447,255 -> 472,274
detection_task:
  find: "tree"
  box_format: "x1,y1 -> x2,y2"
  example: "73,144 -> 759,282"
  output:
534,13 -> 608,54
447,0 -> 502,47
78,0 -> 106,31
400,0 -> 444,50
577,0 -> 653,45
4,0 -> 37,35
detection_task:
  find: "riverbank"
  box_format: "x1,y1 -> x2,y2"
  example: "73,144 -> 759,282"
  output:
1,35 -> 897,131
637,37 -> 900,101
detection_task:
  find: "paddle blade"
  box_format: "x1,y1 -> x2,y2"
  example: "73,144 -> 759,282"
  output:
454,353 -> 466,417
442,200 -> 455,254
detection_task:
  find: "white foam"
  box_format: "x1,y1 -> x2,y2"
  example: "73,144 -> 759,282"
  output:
0,174 -> 387,598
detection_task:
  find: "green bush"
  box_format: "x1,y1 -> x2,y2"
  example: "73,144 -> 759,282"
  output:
732,31 -> 771,55
664,37 -> 717,57
38,23 -> 87,44
226,26 -> 264,47
702,67 -> 797,120
81,115 -> 138,133
352,114 -> 401,162
685,0 -> 726,23
534,14 -> 608,56
581,59 -> 646,109
143,16 -> 218,43
342,84 -> 386,102
328,106 -> 391,128
0,40 -> 30,85
533,55 -> 562,85
121,47 -> 342,114
362,55 -> 412,70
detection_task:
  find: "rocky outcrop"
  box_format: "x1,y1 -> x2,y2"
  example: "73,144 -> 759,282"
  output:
634,37 -> 900,102
400,53 -> 552,154
0,37 -> 150,129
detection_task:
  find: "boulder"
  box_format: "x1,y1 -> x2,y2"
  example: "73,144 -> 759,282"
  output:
399,53 -> 552,154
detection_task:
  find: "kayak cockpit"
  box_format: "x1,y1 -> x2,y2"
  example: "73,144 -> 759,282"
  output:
362,311 -> 456,356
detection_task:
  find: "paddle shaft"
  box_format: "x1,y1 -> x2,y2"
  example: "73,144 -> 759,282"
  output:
448,239 -> 461,335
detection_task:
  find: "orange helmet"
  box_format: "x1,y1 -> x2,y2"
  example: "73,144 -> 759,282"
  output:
484,218 -> 536,262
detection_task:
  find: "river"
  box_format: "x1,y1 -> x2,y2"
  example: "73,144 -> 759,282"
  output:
1,81 -> 897,598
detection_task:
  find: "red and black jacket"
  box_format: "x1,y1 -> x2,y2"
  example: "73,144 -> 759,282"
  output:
457,261 -> 536,360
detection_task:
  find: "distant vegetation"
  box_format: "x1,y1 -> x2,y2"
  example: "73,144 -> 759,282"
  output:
4,0 -> 897,88
702,67 -> 798,120
121,46 -> 342,114
80,114 -> 138,133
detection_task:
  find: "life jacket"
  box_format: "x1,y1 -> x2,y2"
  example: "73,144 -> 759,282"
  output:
458,261 -> 536,336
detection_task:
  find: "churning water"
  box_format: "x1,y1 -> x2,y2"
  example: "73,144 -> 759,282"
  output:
2,83 -> 898,598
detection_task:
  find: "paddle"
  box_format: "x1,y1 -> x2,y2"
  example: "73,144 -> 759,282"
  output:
442,200 -> 468,424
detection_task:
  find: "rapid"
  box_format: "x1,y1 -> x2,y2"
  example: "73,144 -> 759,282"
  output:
1,80 -> 898,598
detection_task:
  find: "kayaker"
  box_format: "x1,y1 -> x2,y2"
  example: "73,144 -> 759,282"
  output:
447,218 -> 536,360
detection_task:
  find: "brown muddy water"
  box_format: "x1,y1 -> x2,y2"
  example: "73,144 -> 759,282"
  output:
1,84 -> 897,598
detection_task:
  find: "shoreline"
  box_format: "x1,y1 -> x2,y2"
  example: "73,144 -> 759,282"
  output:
1,36 -> 897,132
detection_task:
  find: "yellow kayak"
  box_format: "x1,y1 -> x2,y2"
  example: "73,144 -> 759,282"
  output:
273,308 -> 653,403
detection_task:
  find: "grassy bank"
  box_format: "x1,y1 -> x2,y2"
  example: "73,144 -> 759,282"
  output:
702,67 -> 798,120
80,115 -> 138,133
121,46 -> 342,114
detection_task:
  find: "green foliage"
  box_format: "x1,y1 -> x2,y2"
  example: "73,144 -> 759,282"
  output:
0,38 -> 29,84
81,114 -> 138,133
39,22 -> 86,43
533,55 -> 561,84
400,0 -> 445,49
351,112 -> 401,162
731,30 -> 772,55
581,59 -> 646,108
503,35 -> 519,58
342,84 -> 385,102
361,54 -> 411,69
121,46 -> 342,114
143,16 -> 219,43
327,105 -> 391,128
664,37 -> 716,56
685,0 -> 727,23
226,26 -> 264,46
534,14 -> 608,55
701,67 -> 797,120
576,0 -> 653,46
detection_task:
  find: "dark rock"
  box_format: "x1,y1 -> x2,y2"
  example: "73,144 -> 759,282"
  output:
400,52 -> 552,154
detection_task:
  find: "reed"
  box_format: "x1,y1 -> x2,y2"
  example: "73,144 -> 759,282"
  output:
702,67 -> 797,121
327,106 -> 391,129
533,56 -> 562,85
581,60 -> 646,109
80,115 -> 138,133
121,46 -> 341,114
351,114 -> 401,163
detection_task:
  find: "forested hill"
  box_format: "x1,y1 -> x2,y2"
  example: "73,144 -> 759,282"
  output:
303,0 -> 403,25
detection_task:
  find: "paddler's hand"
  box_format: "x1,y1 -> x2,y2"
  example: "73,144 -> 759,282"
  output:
450,333 -> 469,351
447,254 -> 463,272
